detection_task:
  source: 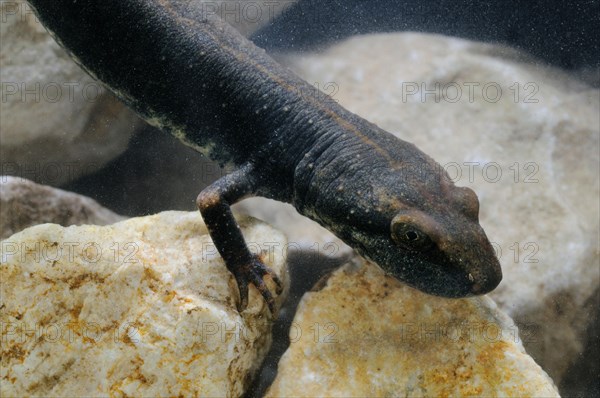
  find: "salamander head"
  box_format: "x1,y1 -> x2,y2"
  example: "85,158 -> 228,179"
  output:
347,183 -> 502,298
387,186 -> 502,296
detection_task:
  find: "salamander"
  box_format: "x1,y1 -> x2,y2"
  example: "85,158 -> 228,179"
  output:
26,0 -> 502,313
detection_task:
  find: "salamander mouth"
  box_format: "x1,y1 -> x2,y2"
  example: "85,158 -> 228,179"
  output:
352,235 -> 502,298
384,258 -> 475,298
416,279 -> 475,298
409,261 -> 503,298
384,250 -> 488,298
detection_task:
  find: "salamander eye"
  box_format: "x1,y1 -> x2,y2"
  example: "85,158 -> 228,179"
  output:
391,222 -> 434,251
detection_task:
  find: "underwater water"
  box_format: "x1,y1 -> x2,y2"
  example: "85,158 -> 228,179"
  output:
1,0 -> 598,397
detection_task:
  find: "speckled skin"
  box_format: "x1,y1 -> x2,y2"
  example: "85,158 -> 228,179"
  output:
27,0 -> 502,312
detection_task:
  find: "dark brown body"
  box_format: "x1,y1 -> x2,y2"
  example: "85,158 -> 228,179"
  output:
27,0 -> 502,312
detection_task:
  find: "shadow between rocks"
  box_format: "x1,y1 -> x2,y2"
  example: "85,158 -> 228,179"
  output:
62,125 -> 219,216
244,250 -> 351,398
559,287 -> 600,398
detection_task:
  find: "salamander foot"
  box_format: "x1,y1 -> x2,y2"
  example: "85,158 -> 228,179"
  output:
234,254 -> 283,314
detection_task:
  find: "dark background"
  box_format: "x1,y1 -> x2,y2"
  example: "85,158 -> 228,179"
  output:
252,0 -> 600,72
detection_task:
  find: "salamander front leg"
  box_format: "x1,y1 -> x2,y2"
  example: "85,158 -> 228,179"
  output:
196,165 -> 283,314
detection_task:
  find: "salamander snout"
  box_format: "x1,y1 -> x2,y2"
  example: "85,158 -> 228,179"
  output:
459,232 -> 503,295
470,266 -> 502,295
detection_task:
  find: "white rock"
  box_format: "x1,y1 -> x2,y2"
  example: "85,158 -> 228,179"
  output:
0,0 -> 142,186
0,211 -> 288,396
276,32 -> 599,384
0,176 -> 125,239
266,260 -> 560,397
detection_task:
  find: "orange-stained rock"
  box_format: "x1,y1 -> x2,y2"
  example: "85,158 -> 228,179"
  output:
266,259 -> 559,397
1,211 -> 288,397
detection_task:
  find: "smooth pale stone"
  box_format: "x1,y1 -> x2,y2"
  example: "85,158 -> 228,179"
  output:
0,176 -> 125,239
0,0 -> 141,186
276,32 -> 599,384
266,260 -> 560,398
0,211 -> 288,397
